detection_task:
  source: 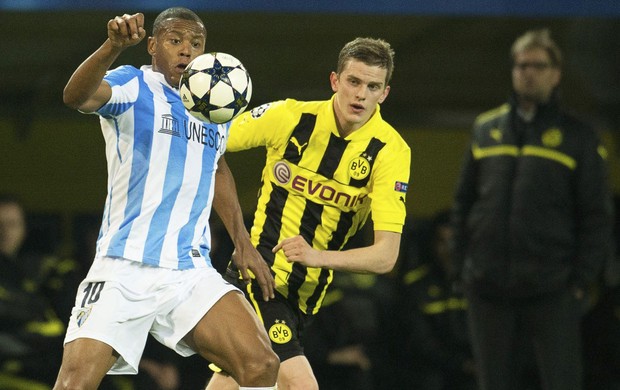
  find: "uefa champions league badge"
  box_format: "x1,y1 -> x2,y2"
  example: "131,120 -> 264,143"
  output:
251,103 -> 271,119
394,181 -> 408,193
76,306 -> 92,327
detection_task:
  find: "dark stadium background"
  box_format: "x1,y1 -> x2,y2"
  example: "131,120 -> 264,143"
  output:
1,0 -> 618,255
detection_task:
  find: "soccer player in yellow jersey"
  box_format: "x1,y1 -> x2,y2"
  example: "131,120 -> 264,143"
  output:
207,37 -> 411,389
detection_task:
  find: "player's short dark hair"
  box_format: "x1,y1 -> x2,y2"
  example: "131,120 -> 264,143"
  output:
337,37 -> 395,85
152,7 -> 206,37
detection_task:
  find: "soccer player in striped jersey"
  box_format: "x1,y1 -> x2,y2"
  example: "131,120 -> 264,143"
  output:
54,8 -> 278,390
207,37 -> 411,389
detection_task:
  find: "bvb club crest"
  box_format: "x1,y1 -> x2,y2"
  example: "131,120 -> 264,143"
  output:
542,128 -> 563,148
269,319 -> 292,344
348,154 -> 371,180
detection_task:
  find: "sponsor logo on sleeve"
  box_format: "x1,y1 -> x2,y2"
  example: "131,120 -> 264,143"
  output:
76,306 -> 92,327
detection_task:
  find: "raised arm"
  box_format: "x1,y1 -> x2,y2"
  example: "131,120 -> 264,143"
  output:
272,230 -> 401,275
63,13 -> 146,112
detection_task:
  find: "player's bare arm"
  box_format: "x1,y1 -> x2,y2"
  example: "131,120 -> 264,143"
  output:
213,156 -> 275,301
63,13 -> 146,112
272,230 -> 400,274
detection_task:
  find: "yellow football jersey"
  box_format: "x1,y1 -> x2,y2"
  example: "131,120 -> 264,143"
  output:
228,95 -> 411,314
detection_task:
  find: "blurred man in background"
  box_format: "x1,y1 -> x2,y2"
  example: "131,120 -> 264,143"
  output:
451,28 -> 614,390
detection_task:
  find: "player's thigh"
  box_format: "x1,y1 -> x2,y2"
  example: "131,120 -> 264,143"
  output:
278,355 -> 319,390
55,338 -> 117,387
183,290 -> 272,369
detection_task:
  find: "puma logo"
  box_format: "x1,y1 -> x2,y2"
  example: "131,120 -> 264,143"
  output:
290,137 -> 308,155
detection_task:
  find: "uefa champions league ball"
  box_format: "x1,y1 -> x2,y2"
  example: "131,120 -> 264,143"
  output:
179,52 -> 252,124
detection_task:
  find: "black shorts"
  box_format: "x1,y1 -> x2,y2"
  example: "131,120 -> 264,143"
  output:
242,279 -> 309,362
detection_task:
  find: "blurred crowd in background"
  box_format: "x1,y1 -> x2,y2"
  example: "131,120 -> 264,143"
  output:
1,193 -> 619,390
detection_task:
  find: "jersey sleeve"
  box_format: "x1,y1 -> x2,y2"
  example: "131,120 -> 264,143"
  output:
369,139 -> 411,233
97,65 -> 141,118
227,100 -> 293,152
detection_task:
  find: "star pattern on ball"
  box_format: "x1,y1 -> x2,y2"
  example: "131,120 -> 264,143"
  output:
223,84 -> 250,114
204,58 -> 237,89
180,52 -> 252,123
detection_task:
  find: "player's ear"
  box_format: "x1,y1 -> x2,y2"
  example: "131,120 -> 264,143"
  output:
378,85 -> 390,104
330,72 -> 339,92
147,36 -> 156,56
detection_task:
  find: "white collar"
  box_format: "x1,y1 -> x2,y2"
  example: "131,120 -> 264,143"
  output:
140,65 -> 177,90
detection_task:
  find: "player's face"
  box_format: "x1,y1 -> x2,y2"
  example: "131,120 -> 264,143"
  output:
148,18 -> 206,88
0,203 -> 26,257
512,48 -> 561,105
330,59 -> 390,136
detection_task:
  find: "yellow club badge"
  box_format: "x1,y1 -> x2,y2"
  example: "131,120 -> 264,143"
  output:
269,319 -> 292,344
542,128 -> 563,148
349,155 -> 371,180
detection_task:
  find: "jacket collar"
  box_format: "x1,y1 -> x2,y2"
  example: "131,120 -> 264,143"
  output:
509,90 -> 561,123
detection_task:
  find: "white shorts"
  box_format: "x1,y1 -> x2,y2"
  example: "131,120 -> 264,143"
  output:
64,256 -> 238,375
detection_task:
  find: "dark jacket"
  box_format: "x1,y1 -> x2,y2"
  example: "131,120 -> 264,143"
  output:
0,252 -> 80,385
400,262 -> 473,378
451,94 -> 614,297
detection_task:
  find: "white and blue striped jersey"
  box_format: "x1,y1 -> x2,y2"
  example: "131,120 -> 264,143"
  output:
92,65 -> 228,270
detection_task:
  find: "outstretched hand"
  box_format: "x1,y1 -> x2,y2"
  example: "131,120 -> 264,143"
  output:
107,13 -> 147,48
231,240 -> 275,301
272,235 -> 323,268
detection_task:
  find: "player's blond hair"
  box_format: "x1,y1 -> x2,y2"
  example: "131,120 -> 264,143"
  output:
511,28 -> 563,68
